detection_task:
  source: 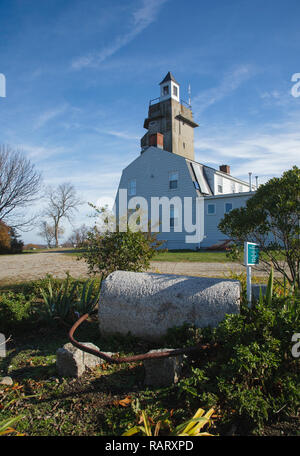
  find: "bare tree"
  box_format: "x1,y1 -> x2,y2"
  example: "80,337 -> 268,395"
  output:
44,183 -> 82,247
0,145 -> 41,228
38,221 -> 64,248
66,224 -> 89,247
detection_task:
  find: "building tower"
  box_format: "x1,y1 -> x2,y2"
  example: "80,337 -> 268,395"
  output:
140,72 -> 199,161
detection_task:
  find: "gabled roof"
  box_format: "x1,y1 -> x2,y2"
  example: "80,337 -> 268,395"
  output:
159,72 -> 180,85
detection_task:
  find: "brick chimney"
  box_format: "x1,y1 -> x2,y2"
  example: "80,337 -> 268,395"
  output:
219,164 -> 230,174
149,132 -> 164,149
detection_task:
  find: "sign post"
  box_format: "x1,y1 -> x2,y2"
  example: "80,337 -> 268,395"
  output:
0,333 -> 6,358
244,242 -> 260,306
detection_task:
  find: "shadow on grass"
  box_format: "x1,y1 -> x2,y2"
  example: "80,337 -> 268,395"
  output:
10,363 -> 57,380
24,363 -> 146,406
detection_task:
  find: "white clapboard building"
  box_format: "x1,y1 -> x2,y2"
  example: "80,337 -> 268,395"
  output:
114,72 -> 257,250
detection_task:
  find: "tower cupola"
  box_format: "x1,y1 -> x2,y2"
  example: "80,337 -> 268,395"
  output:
159,72 -> 180,102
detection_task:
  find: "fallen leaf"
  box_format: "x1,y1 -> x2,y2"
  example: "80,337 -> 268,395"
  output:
116,396 -> 132,407
11,384 -> 24,391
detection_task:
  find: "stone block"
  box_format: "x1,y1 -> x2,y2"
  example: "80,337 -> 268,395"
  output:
56,342 -> 114,377
0,376 -> 13,386
251,284 -> 267,302
143,349 -> 184,387
99,271 -> 240,340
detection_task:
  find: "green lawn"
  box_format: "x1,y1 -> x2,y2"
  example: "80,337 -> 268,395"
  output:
63,248 -> 234,263
63,247 -> 285,264
152,249 -> 233,262
152,249 -> 285,263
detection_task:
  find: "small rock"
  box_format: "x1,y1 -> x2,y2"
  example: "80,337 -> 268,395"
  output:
143,349 -> 184,387
252,284 -> 268,302
56,342 -> 115,378
0,376 -> 13,386
56,343 -> 84,378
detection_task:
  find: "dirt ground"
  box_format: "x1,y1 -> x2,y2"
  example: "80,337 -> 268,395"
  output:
0,251 -> 270,284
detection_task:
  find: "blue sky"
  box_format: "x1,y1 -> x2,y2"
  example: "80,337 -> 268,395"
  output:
1,0 -> 300,243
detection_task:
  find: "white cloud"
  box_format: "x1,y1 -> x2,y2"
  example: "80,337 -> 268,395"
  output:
71,0 -> 168,69
195,120 -> 300,182
19,143 -> 68,161
193,64 -> 256,114
103,129 -> 140,140
33,104 -> 68,130
40,167 -> 121,194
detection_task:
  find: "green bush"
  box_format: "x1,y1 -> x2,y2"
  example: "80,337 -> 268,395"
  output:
80,226 -> 163,277
175,292 -> 300,432
219,166 -> 300,288
0,292 -> 36,332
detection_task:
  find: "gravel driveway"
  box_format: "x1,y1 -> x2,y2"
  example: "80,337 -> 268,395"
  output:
0,252 -> 90,283
0,251 -> 271,284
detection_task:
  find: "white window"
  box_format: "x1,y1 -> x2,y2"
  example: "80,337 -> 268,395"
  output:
225,202 -> 233,214
173,85 -> 178,96
128,179 -> 136,196
239,185 -> 243,192
207,203 -> 216,215
163,85 -> 169,95
231,182 -> 236,193
169,171 -> 178,189
170,206 -> 179,228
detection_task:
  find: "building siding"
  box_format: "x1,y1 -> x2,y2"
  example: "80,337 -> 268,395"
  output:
115,146 -> 254,250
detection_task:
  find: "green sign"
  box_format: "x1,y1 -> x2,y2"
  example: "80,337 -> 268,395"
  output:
244,242 -> 260,266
